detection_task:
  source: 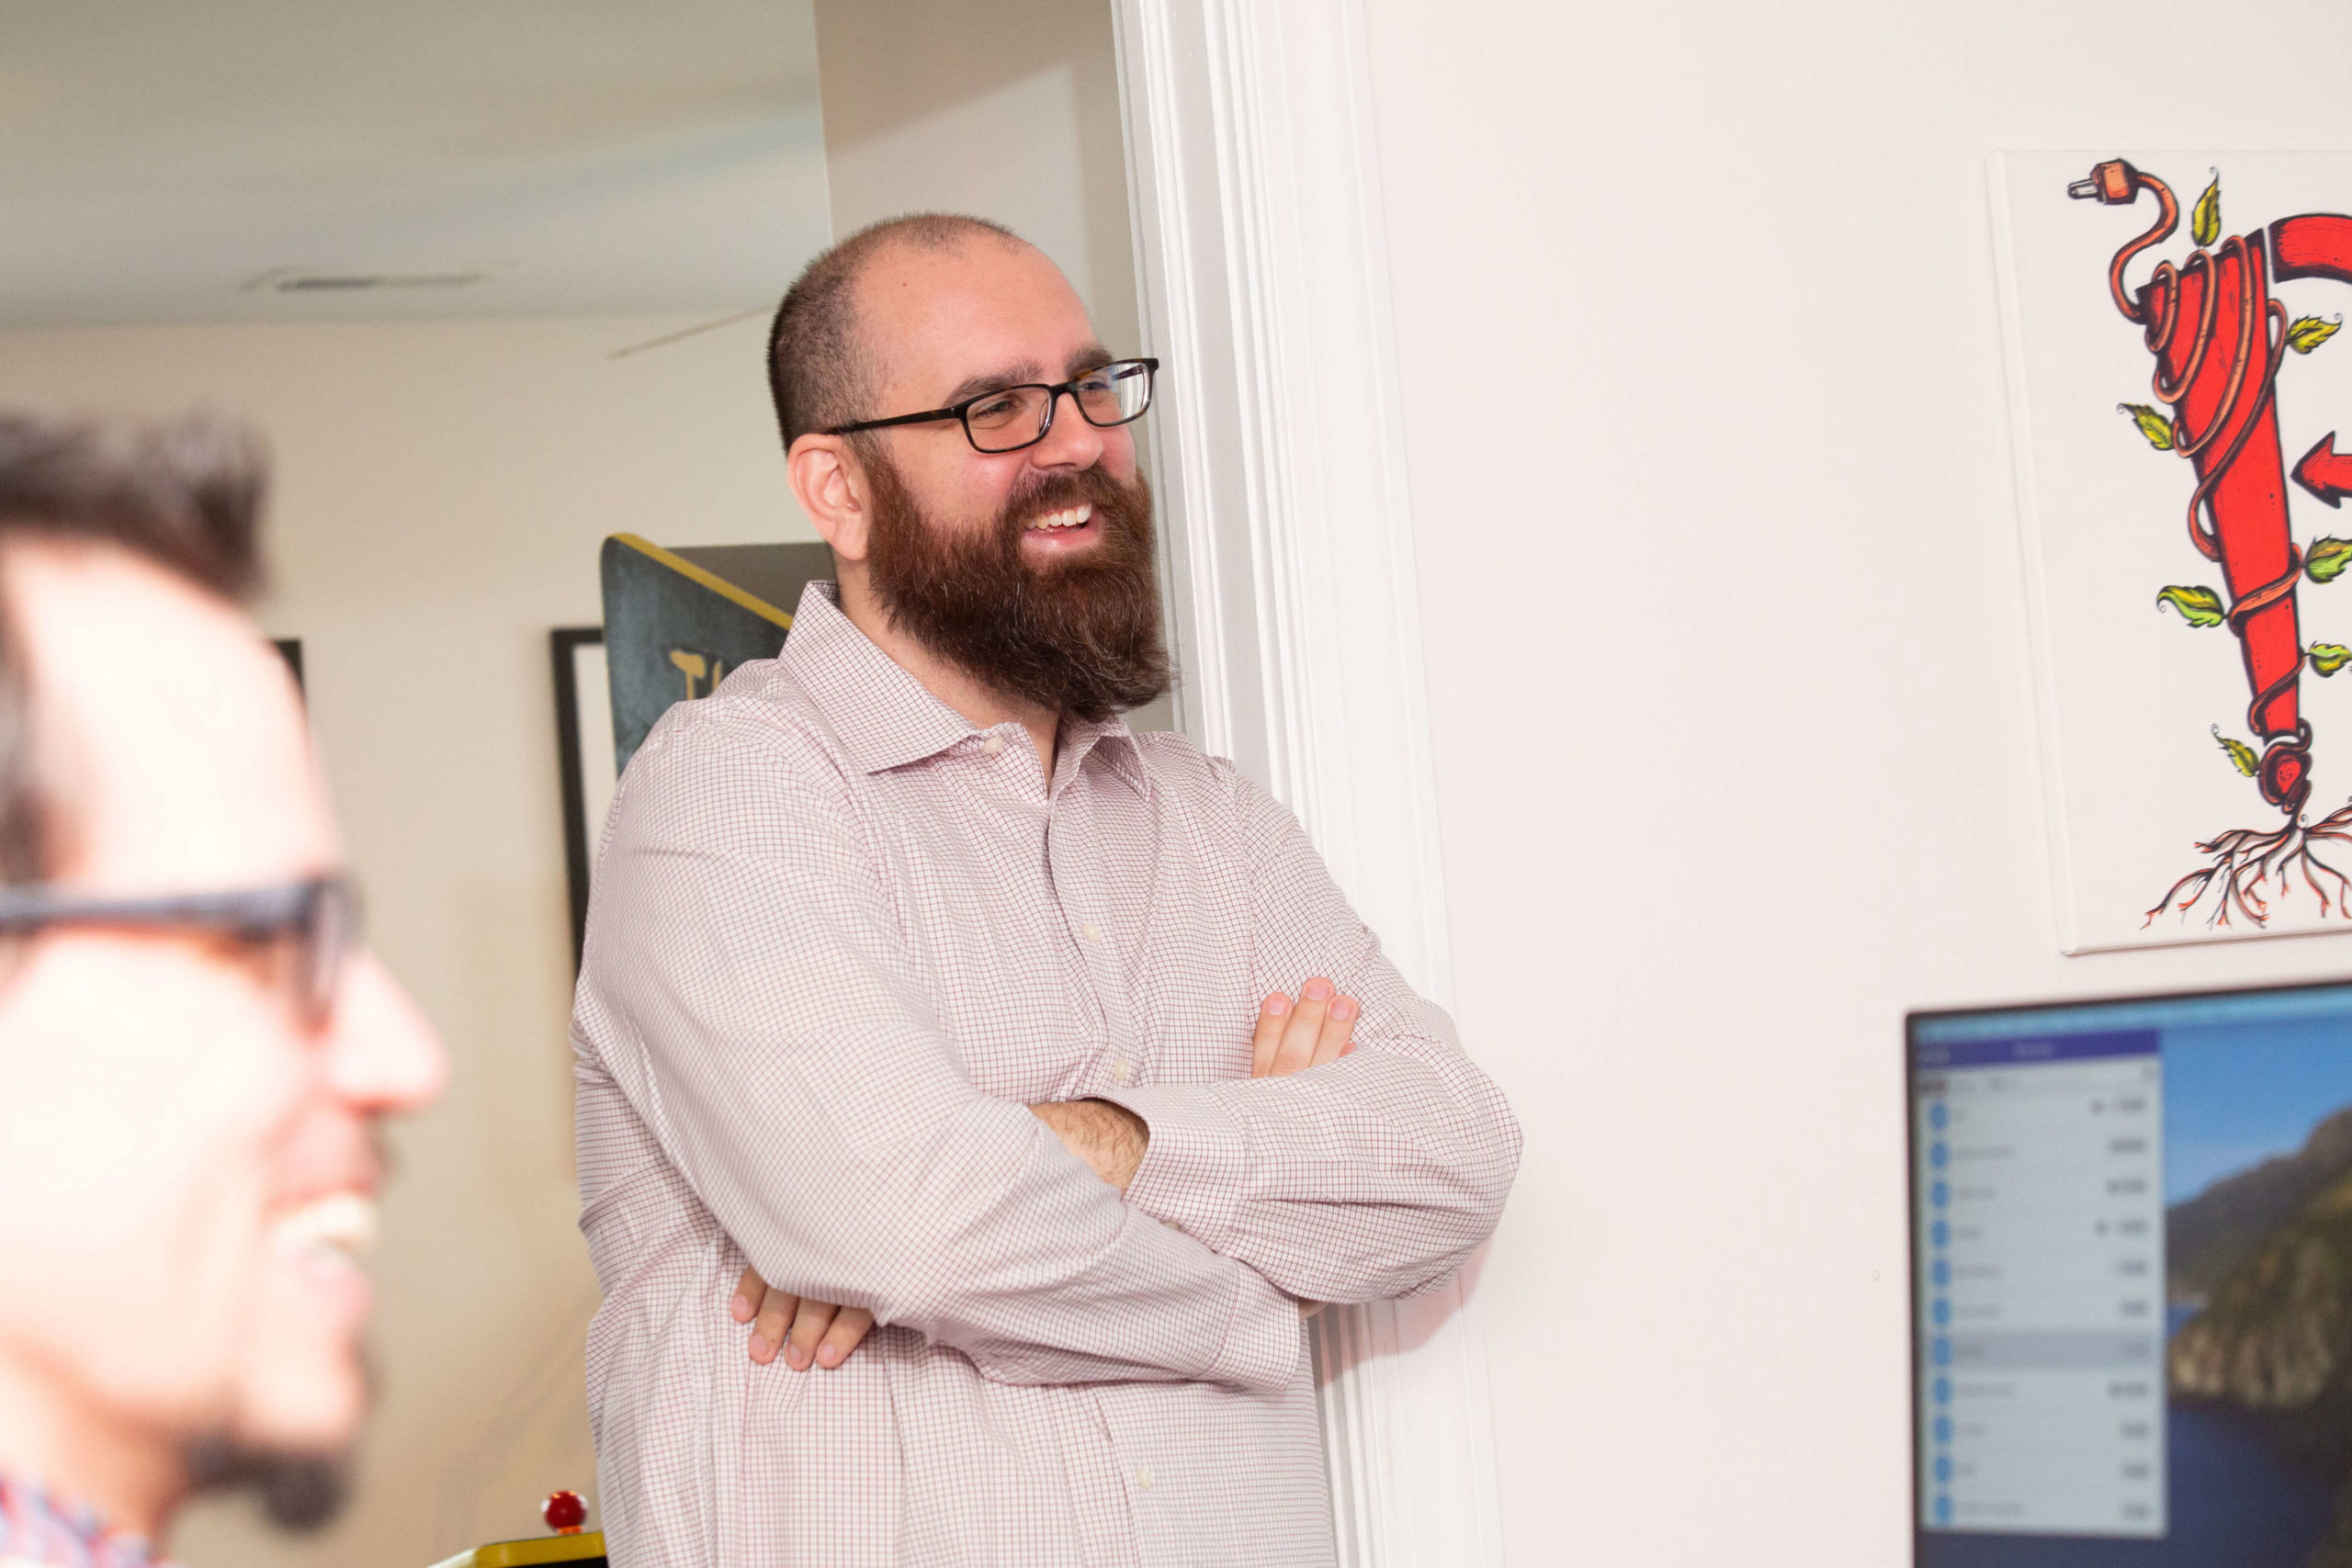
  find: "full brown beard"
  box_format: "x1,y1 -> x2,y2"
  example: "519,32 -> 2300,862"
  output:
862,448 -> 1171,723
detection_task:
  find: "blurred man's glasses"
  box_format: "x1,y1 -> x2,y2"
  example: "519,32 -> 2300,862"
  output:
0,876 -> 356,1028
826,356 -> 1159,454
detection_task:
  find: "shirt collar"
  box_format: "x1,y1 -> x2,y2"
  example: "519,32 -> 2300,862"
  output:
0,1470 -> 169,1568
779,581 -> 982,774
779,581 -> 1150,792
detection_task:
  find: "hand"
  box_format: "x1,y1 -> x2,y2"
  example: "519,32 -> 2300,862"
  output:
730,1268 -> 875,1371
1253,978 -> 1359,1324
1028,1100 -> 1149,1192
1250,976 -> 1359,1078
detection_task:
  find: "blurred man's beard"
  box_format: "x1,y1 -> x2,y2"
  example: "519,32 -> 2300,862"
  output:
179,1346 -> 372,1533
183,1437 -> 350,1532
862,447 -> 1170,723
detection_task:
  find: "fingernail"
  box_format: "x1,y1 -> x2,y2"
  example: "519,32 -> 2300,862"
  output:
731,1294 -> 752,1319
1303,978 -> 1332,1001
1330,997 -> 1356,1021
749,1334 -> 770,1360
1267,994 -> 1291,1016
819,1345 -> 841,1368
787,1346 -> 808,1370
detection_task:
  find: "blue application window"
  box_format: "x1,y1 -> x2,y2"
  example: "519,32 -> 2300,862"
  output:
1911,983 -> 2352,1568
1913,1032 -> 2165,1538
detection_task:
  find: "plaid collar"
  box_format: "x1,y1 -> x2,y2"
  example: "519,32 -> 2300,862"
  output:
0,1472 -> 171,1568
777,581 -> 1147,797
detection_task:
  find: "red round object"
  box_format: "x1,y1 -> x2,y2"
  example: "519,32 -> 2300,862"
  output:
542,1490 -> 587,1535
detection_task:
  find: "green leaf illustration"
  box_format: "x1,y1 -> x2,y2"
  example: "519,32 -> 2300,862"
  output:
2289,315 -> 2344,355
2311,537 -> 2352,584
2120,402 -> 2176,450
2192,169 -> 2222,247
2156,585 -> 2226,626
2313,643 -> 2352,676
2213,726 -> 2259,776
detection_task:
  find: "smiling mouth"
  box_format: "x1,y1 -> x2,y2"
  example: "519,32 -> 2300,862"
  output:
272,1190 -> 379,1275
1024,503 -> 1093,533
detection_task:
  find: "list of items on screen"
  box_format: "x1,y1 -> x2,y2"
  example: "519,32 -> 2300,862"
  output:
1913,1031 -> 2166,1539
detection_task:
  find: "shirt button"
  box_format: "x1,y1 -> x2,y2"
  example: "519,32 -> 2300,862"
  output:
1112,1057 -> 1133,1083
1081,921 -> 1102,943
1135,1465 -> 1154,1492
980,734 -> 1005,755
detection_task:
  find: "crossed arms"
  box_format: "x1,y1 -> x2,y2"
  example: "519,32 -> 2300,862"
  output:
733,981 -> 1364,1371
579,715 -> 1520,1397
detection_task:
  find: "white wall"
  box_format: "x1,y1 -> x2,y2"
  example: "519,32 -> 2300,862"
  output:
1358,0 -> 2352,1562
0,313 -> 811,1566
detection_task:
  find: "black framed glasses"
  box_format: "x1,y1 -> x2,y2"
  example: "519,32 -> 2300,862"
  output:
0,875 -> 356,1028
827,357 -> 1159,454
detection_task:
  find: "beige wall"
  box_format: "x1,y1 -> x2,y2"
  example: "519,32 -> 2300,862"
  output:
0,313 -> 811,1565
814,0 -> 1139,358
1357,0 -> 2352,1562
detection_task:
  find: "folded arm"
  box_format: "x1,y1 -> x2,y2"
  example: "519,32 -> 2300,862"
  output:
576,713 -> 1303,1393
1098,762 -> 1523,1304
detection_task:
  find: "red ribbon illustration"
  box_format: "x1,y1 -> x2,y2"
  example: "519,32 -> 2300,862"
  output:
2075,159 -> 2352,925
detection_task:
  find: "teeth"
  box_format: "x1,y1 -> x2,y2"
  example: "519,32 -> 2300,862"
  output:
1025,504 -> 1092,531
273,1192 -> 379,1266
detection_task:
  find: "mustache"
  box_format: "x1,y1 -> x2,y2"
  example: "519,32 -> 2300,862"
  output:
991,465 -> 1136,547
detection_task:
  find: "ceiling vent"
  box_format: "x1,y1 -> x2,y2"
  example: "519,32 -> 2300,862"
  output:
243,265 -> 492,294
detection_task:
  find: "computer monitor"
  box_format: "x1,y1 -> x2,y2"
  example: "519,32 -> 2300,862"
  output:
1909,978 -> 2352,1567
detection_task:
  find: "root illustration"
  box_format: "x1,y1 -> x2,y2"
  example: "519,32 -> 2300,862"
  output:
2145,803 -> 2352,928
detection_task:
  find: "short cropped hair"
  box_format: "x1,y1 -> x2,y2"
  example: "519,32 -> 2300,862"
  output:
766,213 -> 1024,450
0,412 -> 267,879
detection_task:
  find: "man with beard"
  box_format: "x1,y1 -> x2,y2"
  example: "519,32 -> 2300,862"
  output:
571,215 -> 1519,1567
0,413 -> 447,1564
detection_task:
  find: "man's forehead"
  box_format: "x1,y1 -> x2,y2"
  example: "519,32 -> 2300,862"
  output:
855,237 -> 1102,399
6,541 -> 336,887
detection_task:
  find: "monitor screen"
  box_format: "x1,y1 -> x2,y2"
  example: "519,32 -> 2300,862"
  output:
1910,979 -> 2352,1567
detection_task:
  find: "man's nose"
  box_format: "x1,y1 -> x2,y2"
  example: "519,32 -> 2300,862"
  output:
322,952 -> 449,1116
1030,388 -> 1106,469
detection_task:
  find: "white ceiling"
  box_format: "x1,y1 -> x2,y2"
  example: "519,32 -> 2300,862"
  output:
0,1 -> 833,327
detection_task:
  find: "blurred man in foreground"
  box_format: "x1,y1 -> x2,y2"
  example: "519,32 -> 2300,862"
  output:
0,415 -> 447,1565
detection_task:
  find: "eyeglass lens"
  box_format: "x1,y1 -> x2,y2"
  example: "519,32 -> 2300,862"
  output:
964,362 -> 1154,453
298,881 -> 356,1025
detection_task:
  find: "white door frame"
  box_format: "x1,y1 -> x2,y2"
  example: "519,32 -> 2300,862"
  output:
1110,5 -> 1503,1565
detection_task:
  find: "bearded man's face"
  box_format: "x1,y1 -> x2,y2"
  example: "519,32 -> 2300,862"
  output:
861,441 -> 1170,723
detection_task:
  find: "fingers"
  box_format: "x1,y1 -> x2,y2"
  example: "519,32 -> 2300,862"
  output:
1272,978 -> 1348,1076
784,1294 -> 841,1371
1257,980 -> 1362,1077
1250,993 -> 1289,1077
749,1283 -> 801,1366
814,1306 -> 876,1369
1309,993 -> 1358,1069
730,1267 -> 765,1324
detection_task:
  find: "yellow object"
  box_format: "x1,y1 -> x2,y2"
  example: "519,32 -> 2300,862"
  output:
424,1529 -> 607,1567
608,533 -> 795,629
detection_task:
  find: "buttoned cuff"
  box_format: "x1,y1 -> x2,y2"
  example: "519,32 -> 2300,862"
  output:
1099,1082 -> 1250,1255
1206,1259 -> 1309,1395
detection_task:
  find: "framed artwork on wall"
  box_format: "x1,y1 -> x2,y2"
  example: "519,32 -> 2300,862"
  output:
1996,151 -> 2352,951
549,626 -> 614,968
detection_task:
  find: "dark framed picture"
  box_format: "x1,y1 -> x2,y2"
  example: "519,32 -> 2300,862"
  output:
550,627 -> 613,968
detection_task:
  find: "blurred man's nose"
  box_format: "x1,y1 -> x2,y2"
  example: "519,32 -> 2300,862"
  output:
323,953 -> 448,1115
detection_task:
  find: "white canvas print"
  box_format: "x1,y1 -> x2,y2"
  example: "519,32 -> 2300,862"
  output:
1995,151 -> 2352,952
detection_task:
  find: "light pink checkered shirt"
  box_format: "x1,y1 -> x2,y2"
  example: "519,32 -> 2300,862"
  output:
571,583 -> 1519,1567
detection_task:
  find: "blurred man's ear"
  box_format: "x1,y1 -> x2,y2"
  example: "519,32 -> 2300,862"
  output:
787,434 -> 872,565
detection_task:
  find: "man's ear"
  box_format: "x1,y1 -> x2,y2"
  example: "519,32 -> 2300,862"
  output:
786,434 -> 873,564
